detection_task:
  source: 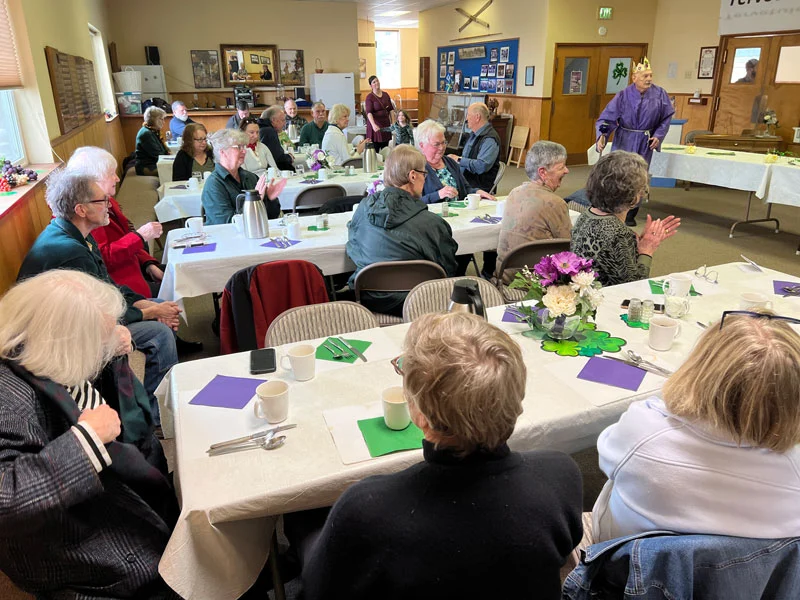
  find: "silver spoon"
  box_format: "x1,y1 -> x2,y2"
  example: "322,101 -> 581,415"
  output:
627,350 -> 674,376
264,435 -> 286,450
322,341 -> 345,360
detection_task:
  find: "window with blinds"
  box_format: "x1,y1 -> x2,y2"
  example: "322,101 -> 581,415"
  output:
0,0 -> 22,89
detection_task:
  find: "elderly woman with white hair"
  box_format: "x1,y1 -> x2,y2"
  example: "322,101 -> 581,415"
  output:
0,270 -> 178,598
300,312 -> 583,599
496,141 -> 573,283
321,103 -> 367,166
201,129 -> 287,225
417,119 -> 494,205
135,106 -> 168,176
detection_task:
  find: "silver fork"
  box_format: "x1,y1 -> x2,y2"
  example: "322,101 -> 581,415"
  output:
281,235 -> 292,246
328,338 -> 353,359
322,341 -> 345,360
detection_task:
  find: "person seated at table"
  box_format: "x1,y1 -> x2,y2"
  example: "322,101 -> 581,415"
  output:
416,119 -> 494,206
172,123 -> 214,181
592,310 -> 800,542
169,100 -> 196,139
346,145 -> 459,316
496,141 -> 573,284
226,100 -> 250,129
300,312 -> 584,599
257,106 -> 295,172
299,102 -> 329,147
241,116 -> 278,177
388,109 -> 414,146
0,270 -> 178,598
322,103 -> 367,166
284,98 -> 307,131
571,151 -> 680,286
202,129 -> 286,225
135,106 -> 168,177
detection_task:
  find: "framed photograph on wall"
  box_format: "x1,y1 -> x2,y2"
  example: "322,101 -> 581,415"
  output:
448,65 -> 454,76
487,64 -> 497,77
260,56 -> 270,65
487,79 -> 496,92
698,46 -> 718,79
499,47 -> 510,63
440,65 -> 446,78
221,44 -> 277,85
496,80 -> 505,94
490,48 -> 499,62
463,77 -> 471,90
505,79 -> 514,93
190,50 -> 222,89
497,64 -> 506,78
250,54 -> 260,64
506,63 -> 515,78
479,79 -> 488,91
525,65 -> 535,86
447,51 -> 455,65
440,52 -> 447,65
471,75 -> 479,88
480,64 -> 488,76
278,49 -> 305,86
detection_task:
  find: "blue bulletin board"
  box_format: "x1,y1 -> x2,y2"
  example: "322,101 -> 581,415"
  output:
437,38 -> 519,95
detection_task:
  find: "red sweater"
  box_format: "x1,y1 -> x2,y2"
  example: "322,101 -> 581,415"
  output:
92,197 -> 159,297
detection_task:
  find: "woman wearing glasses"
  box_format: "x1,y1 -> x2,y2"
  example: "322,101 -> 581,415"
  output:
201,129 -> 286,225
172,123 -> 214,181
417,119 -> 494,205
592,310 -> 800,541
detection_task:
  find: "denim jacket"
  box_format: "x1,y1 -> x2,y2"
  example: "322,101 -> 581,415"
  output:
562,531 -> 800,600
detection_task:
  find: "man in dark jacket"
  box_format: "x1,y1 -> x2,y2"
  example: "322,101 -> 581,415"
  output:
258,105 -> 295,171
347,145 -> 459,316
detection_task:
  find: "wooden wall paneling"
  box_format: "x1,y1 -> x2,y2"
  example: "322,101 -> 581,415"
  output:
671,94 -> 714,142
763,33 -> 800,144
52,116 -> 128,175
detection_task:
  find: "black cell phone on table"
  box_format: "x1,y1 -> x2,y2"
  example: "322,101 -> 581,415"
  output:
621,299 -> 665,313
250,348 -> 277,374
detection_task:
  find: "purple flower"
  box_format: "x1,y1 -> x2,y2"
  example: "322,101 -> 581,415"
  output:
312,149 -> 324,160
551,251 -> 583,276
576,256 -> 594,274
310,163 -> 321,172
533,255 -> 559,286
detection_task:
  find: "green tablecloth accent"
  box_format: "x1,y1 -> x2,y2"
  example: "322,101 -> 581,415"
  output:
315,338 -> 372,364
522,322 -> 627,357
307,225 -> 330,232
357,417 -> 423,457
620,313 -> 650,330
649,280 -> 699,296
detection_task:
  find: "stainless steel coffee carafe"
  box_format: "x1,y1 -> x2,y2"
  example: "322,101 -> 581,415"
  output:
236,190 -> 270,239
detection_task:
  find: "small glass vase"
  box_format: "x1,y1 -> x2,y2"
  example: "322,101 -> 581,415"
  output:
532,309 -> 585,340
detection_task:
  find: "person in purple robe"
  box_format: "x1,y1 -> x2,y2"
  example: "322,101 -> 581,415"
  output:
595,58 -> 674,226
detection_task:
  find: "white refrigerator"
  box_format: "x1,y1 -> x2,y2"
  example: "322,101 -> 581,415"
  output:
310,73 -> 356,126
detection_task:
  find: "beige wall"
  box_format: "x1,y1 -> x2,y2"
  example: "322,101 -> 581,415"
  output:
359,19 -> 377,92
399,28 -> 419,88
650,0 -> 720,94
105,0 -> 359,96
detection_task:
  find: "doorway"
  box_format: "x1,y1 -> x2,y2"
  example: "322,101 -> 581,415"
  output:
550,43 -> 649,164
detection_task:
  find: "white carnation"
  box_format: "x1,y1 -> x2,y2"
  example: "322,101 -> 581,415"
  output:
542,285 -> 578,317
570,271 -> 595,291
585,287 -> 604,310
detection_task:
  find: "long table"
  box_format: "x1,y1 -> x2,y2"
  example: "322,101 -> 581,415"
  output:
156,262 -> 800,600
156,152 -> 312,187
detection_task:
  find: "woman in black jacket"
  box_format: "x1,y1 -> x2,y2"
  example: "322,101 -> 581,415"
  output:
172,123 -> 214,181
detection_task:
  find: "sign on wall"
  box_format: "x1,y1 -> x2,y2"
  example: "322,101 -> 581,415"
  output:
719,0 -> 800,36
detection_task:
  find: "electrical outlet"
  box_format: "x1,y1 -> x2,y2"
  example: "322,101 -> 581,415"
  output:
193,93 -> 198,100
684,70 -> 693,79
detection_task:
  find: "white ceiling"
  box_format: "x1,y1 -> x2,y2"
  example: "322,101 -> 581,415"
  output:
294,0 -> 456,28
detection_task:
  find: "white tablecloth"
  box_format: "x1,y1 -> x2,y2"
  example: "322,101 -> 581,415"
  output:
762,161 -> 800,208
156,262 -> 800,600
156,153 -> 311,187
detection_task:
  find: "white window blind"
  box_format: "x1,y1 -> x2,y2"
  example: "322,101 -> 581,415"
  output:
0,0 -> 23,89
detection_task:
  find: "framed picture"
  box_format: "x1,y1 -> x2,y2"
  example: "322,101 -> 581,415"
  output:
190,50 -> 222,89
487,79 -> 496,93
505,79 -> 514,93
440,52 -> 447,65
487,64 -> 497,77
279,49 -> 305,86
447,51 -> 455,65
479,79 -> 488,91
698,46 -> 718,79
463,77 -> 471,90
221,44 -> 277,86
525,65 -> 535,86
496,80 -> 505,94
359,57 -> 367,79
499,46 -> 510,63
497,64 -> 506,78
454,70 -> 463,89
490,48 -> 498,62
448,65 -> 455,76
440,65 -> 446,78
506,63 -> 515,78
439,80 -> 445,91
471,75 -> 479,89
458,45 -> 486,60
480,64 -> 488,77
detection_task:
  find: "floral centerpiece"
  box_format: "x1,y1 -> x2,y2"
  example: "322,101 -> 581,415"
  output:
508,251 -> 603,339
763,109 -> 779,137
366,179 -> 385,195
278,130 -> 292,147
306,149 -> 332,173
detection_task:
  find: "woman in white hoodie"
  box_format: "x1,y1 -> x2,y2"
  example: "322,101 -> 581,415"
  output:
240,117 -> 277,177
321,104 -> 367,166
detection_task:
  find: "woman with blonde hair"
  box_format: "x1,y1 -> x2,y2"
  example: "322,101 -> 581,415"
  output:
172,122 -> 214,181
593,310 -> 800,542
300,312 -> 583,599
240,116 -> 278,177
321,103 -> 367,165
135,106 -> 168,176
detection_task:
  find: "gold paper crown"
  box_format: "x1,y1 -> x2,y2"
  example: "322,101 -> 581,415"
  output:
633,57 -> 652,74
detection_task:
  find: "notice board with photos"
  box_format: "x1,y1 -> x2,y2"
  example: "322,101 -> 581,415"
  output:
436,38 -> 519,95
44,46 -> 103,135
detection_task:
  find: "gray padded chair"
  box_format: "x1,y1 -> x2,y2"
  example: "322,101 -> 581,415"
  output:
402,276 -> 505,323
684,129 -> 713,144
265,301 -> 379,346
292,183 -> 346,212
341,157 -> 363,168
489,161 -> 506,195
496,238 -> 572,302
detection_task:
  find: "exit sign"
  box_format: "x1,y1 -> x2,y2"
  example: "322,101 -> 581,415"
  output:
598,6 -> 613,19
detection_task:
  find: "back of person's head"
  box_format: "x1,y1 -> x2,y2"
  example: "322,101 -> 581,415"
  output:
525,141 -> 567,181
586,150 -> 648,214
402,312 -> 526,455
236,100 -> 250,112
0,270 -> 125,387
663,311 -> 800,452
261,105 -> 283,124
67,146 -> 117,180
328,103 -> 350,124
143,106 -> 166,128
469,102 -> 489,121
383,144 -> 426,188
180,123 -> 208,154
46,168 -> 95,219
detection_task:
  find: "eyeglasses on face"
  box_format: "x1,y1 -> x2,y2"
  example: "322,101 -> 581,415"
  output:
194,137 -> 207,143
225,144 -> 247,152
412,169 -> 427,178
391,355 -> 404,375
719,310 -> 800,330
85,196 -> 110,206
428,140 -> 447,148
695,265 -> 718,284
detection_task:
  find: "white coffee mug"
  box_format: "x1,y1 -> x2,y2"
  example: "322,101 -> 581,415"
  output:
318,168 -> 328,180
467,193 -> 481,210
382,386 -> 410,431
663,274 -> 692,297
186,217 -> 204,234
287,222 -> 302,241
231,214 -> 244,234
281,170 -> 293,179
187,177 -> 199,191
664,294 -> 691,318
280,344 -> 316,382
203,170 -> 212,180
495,200 -> 506,217
649,315 -> 682,351
254,380 -> 289,423
739,292 -> 773,310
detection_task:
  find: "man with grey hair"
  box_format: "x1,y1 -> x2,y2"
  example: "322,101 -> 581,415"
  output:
169,100 -> 196,138
495,141 -> 572,283
284,98 -> 307,131
299,102 -> 329,146
258,106 -> 294,171
17,170 -> 180,428
448,102 -> 501,192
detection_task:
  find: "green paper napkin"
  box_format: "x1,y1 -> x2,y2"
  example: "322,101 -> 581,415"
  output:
620,313 -> 650,330
443,211 -> 459,218
371,175 -> 380,179
448,201 -> 466,208
649,280 -> 699,296
707,151 -> 736,156
316,338 -> 372,364
308,225 -> 330,232
662,146 -> 683,151
0,191 -> 17,196
357,417 -> 424,457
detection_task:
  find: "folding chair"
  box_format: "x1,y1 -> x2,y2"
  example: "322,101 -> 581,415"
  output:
292,184 -> 346,212
496,239 -> 571,302
403,276 -> 505,322
507,126 -> 530,168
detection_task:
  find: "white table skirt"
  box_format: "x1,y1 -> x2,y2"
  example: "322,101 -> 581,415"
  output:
156,262 -> 800,600
156,153 -> 311,188
762,161 -> 800,208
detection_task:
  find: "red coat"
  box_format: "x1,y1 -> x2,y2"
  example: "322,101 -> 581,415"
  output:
92,197 -> 158,298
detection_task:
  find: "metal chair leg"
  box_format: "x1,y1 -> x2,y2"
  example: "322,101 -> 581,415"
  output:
269,530 -> 285,600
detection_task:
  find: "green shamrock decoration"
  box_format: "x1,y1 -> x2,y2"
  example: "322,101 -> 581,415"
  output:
613,61 -> 628,85
536,322 -> 628,357
541,338 -> 581,357
620,314 -> 649,330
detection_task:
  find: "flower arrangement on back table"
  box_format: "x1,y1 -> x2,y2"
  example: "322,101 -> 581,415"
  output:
366,179 -> 384,195
306,149 -> 332,173
509,251 -> 603,339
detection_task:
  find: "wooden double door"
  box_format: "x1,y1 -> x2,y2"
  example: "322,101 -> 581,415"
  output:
550,44 -> 649,164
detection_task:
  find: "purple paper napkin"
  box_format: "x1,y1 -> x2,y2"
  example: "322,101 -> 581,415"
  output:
182,243 -> 217,254
171,184 -> 188,190
502,307 -> 527,323
189,375 -> 263,409
261,239 -> 301,249
577,357 -> 646,391
470,216 -> 502,224
773,280 -> 800,297
300,179 -> 320,185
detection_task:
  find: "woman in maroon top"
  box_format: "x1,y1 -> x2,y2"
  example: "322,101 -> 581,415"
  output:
365,75 -> 396,151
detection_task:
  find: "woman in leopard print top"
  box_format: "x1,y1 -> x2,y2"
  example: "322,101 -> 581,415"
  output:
571,151 -> 681,286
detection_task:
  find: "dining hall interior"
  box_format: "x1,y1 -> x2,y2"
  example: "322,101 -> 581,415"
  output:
2,0 -> 800,597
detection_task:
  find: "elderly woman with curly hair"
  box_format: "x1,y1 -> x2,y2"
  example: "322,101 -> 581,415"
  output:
201,129 -> 287,225
299,312 -> 583,599
135,106 -> 169,176
172,122 -> 214,181
321,103 -> 367,166
570,151 -> 681,286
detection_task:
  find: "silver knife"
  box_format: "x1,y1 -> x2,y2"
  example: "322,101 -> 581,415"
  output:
602,356 -> 671,378
208,423 -> 297,451
336,337 -> 367,362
